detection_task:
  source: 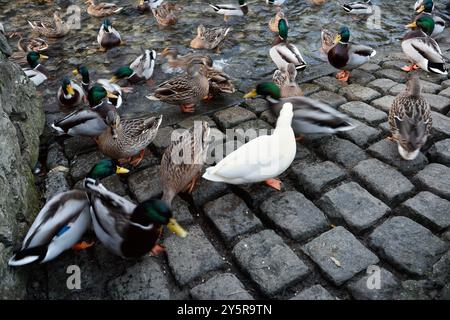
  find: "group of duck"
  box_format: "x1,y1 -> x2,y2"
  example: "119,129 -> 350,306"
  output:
4,0 -> 448,267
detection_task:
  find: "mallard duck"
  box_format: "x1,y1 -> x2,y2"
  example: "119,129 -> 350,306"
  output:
160,122 -> 210,206
414,0 -> 445,38
268,10 -> 286,33
58,76 -> 85,108
97,111 -> 163,166
146,64 -> 210,113
86,0 -> 123,17
23,51 -> 49,86
52,85 -> 119,136
401,16 -> 447,74
272,63 -> 303,98
152,2 -> 180,27
85,179 -> 186,258
266,0 -> 286,5
28,11 -> 69,38
110,48 -> 156,84
206,66 -> 236,97
244,82 -> 355,136
190,25 -> 231,52
209,0 -> 249,21
389,76 -> 432,160
320,28 -> 335,56
341,0 -> 373,15
8,160 -> 129,266
17,35 -> 48,53
161,47 -> 213,70
327,26 -> 376,82
270,19 -> 307,72
203,102 -> 295,190
97,19 -> 121,50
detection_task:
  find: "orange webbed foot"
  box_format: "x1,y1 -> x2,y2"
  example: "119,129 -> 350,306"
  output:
264,178 -> 282,191
72,241 -> 95,251
149,244 -> 165,256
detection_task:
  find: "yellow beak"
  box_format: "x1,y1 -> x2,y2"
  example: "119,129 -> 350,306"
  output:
72,69 -> 79,76
334,34 -> 342,44
39,54 -> 49,60
107,91 -> 118,99
406,21 -> 417,29
66,85 -> 75,96
167,218 -> 187,238
417,5 -> 425,13
109,76 -> 118,83
243,89 -> 258,99
115,165 -> 129,174
139,0 -> 144,5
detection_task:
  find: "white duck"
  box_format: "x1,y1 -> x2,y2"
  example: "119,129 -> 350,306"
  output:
203,102 -> 296,190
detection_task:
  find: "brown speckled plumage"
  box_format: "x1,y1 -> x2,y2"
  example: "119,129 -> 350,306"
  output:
273,63 -> 303,97
190,25 -> 231,51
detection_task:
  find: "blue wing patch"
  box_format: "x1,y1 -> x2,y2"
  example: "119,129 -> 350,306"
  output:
56,225 -> 71,237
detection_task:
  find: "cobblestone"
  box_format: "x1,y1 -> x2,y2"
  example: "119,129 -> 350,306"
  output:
313,76 -> 348,93
190,273 -> 254,300
429,139 -> 450,166
128,165 -> 162,202
371,96 -> 395,113
367,78 -> 398,94
319,137 -> 368,168
440,87 -> 450,99
375,69 -> 408,83
414,163 -> 450,200
291,285 -> 336,300
339,84 -> 381,102
431,112 -> 450,140
310,91 -> 347,108
213,106 -> 257,130
338,119 -> 382,147
339,101 -> 387,125
347,268 -> 400,300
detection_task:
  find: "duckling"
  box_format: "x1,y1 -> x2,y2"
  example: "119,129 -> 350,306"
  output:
28,11 -> 69,38
414,0 -> 445,38
161,47 -> 213,70
268,10 -> 286,33
341,0 -> 374,15
389,76 -> 432,160
160,122 -> 211,206
97,19 -> 121,51
152,2 -> 180,27
86,0 -> 123,17
209,0 -> 249,22
23,51 -> 49,86
58,76 -> 85,108
272,63 -> 303,98
146,63 -> 210,113
110,49 -> 157,84
190,25 -> 231,52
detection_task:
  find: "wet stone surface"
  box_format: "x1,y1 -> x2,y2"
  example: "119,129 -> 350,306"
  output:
190,273 -> 254,300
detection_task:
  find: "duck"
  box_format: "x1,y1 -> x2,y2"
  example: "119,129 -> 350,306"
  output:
209,0 -> 249,22
28,11 -> 69,38
160,122 -> 211,206
161,47 -> 213,70
138,0 -> 164,13
110,48 -> 157,84
320,29 -> 335,56
97,19 -> 121,51
414,0 -> 445,38
23,51 -> 49,86
341,0 -> 374,15
270,18 -> 307,72
190,25 -> 231,52
203,102 -> 296,190
152,2 -> 180,27
9,31 -> 49,53
58,76 -> 85,108
206,66 -> 236,98
8,160 -> 130,266
268,10 -> 286,33
272,63 -> 303,98
389,76 -> 432,160
327,26 -> 376,82
96,111 -> 163,166
267,0 -> 286,5
401,16 -> 447,74
86,0 -> 123,17
85,179 -> 187,258
244,82 -> 355,137
146,63 -> 210,113
52,85 -> 119,137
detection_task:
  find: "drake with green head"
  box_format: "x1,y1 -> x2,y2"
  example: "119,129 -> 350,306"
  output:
57,76 -> 85,108
270,19 -> 306,72
23,51 -> 49,86
97,18 -> 122,51
327,26 -> 376,82
86,180 -> 187,258
110,49 -> 156,84
209,0 -> 249,22
8,160 -> 129,267
415,0 -> 445,38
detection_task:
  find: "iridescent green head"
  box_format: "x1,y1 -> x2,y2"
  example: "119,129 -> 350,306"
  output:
88,85 -> 108,106
73,65 -> 90,84
413,15 -> 435,36
88,159 -> 129,180
27,51 -> 47,68
418,0 -> 434,13
278,19 -> 288,40
102,19 -> 112,32
110,66 -> 134,82
337,26 -> 350,43
244,82 -> 281,100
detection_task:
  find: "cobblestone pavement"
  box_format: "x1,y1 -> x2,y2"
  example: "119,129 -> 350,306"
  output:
28,44 -> 450,300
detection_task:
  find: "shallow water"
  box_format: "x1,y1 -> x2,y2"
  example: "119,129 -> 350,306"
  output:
0,0 -> 448,125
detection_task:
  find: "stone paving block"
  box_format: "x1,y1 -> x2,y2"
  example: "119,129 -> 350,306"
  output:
389,81 -> 442,95
347,268 -> 400,300
64,136 -> 97,159
431,112 -> 450,140
204,193 -> 263,243
171,196 -> 194,225
232,119 -> 273,142
429,139 -> 450,166
339,101 -> 387,125
442,80 -> 450,89
338,119 -> 382,147
190,273 -> 254,300
401,191 -> 450,231
128,165 -> 162,202
313,76 -> 348,93
369,216 -> 447,276
358,63 -> 381,72
213,106 -> 257,130
431,251 -> 450,287
367,78 -> 398,94
177,115 -> 216,129
339,84 -> 381,102
440,87 -> 450,99
165,225 -> 225,286
422,93 -> 450,114
242,98 -> 269,115
107,257 -> 170,300
352,159 -> 415,205
232,230 -> 310,296
419,72 -> 448,84
378,121 -> 390,135
260,109 -> 276,127
319,137 -> 368,168
192,178 -> 229,207
375,69 -> 408,83
260,191 -> 329,241
367,139 -> 428,175
290,285 -> 336,300
318,182 -> 390,232
371,95 -> 395,113
299,83 -> 321,96
292,161 -> 346,195
310,90 -> 347,108
348,69 -> 376,85
45,169 -> 70,201
100,174 -> 127,196
46,143 -> 69,170
70,150 -> 105,182
151,126 -> 174,155
413,163 -> 450,200
303,226 -> 379,286
382,60 -> 409,69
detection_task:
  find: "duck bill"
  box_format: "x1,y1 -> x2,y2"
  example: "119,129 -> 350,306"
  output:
107,91 -> 118,99
167,218 -> 187,238
243,89 -> 258,99
109,76 -> 118,83
115,166 -> 129,174
39,54 -> 49,60
416,5 -> 425,13
333,34 -> 342,44
72,69 -> 79,76
66,85 -> 75,95
406,22 -> 417,29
